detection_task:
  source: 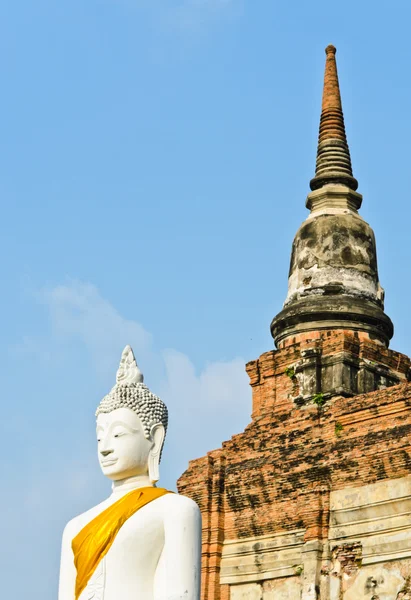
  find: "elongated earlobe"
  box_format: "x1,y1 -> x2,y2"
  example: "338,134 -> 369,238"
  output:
148,424 -> 165,484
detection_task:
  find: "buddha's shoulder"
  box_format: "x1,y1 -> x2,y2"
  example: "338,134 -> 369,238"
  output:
62,500 -> 109,539
155,490 -> 200,518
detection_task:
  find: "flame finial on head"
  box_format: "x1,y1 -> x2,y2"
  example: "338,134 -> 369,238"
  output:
116,345 -> 144,385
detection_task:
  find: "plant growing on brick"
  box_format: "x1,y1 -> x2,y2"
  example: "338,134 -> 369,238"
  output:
285,366 -> 295,379
335,421 -> 343,437
312,392 -> 326,407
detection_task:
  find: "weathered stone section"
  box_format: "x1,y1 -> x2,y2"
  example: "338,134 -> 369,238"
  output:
230,577 -> 301,599
325,542 -> 363,599
326,479 -> 411,598
249,331 -> 409,410
286,212 -> 381,306
342,565 -> 405,599
271,183 -> 394,348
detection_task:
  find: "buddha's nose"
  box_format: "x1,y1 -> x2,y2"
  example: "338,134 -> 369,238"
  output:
101,449 -> 113,457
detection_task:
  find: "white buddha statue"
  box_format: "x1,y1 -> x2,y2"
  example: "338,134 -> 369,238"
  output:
58,346 -> 202,600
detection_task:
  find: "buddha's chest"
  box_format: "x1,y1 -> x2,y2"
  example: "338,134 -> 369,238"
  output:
79,508 -> 165,600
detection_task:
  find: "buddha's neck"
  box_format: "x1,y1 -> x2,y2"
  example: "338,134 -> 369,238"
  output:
111,474 -> 153,497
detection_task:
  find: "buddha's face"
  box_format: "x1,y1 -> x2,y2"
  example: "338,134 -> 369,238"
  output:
96,407 -> 152,481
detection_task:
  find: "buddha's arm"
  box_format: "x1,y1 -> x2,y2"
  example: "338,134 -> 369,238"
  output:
58,521 -> 77,600
154,495 -> 202,600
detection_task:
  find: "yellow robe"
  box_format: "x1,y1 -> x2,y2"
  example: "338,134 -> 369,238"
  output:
71,486 -> 170,600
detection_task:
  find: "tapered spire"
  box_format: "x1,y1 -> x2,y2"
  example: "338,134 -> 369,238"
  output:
271,46 -> 393,351
310,45 -> 358,191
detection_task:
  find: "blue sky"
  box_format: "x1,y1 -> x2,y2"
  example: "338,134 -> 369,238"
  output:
2,1 -> 411,598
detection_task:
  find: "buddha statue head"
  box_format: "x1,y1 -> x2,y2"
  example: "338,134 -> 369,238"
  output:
95,345 -> 168,484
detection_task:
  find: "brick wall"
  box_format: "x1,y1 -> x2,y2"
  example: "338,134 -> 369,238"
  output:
178,330 -> 411,600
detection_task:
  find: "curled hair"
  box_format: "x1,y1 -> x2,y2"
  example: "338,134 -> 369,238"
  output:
96,382 -> 168,445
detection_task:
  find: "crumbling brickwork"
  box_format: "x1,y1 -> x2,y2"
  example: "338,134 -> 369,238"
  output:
178,331 -> 411,599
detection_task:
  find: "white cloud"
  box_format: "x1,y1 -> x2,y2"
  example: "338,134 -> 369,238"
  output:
160,348 -> 250,475
47,281 -> 250,476
19,278 -> 251,484
46,281 -> 154,376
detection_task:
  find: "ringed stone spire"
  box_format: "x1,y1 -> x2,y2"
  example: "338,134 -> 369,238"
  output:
271,45 -> 393,348
310,45 -> 358,192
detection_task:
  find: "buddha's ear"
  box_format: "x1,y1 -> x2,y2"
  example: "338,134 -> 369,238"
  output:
148,423 -> 165,484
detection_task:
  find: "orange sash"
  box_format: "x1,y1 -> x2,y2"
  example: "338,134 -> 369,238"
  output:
71,486 -> 170,600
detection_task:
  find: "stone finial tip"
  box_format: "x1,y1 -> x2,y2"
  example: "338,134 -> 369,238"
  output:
325,44 -> 337,55
116,344 -> 144,385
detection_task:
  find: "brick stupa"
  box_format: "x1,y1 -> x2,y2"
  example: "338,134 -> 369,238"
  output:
178,46 -> 411,600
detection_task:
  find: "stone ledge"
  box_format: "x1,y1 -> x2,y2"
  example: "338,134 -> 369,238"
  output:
220,529 -> 305,585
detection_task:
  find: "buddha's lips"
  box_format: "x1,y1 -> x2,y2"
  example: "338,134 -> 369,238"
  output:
101,458 -> 118,466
